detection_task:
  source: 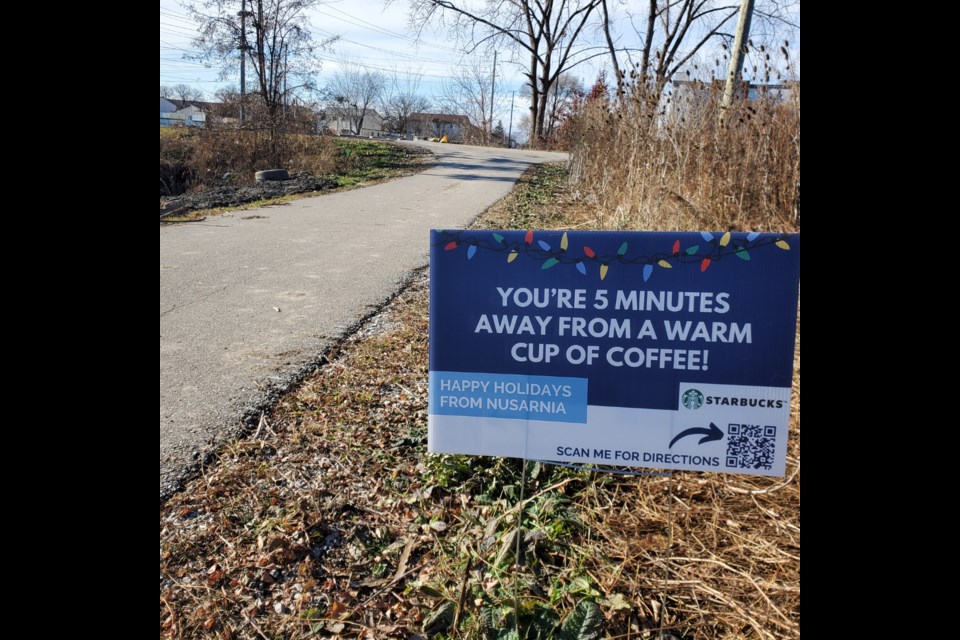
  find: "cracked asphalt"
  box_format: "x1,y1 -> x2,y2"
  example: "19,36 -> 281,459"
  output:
159,141 -> 567,498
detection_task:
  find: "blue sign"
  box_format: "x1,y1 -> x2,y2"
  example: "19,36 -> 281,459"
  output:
429,230 -> 800,476
430,371 -> 588,423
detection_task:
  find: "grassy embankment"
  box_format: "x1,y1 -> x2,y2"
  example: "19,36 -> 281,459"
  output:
160,129 -> 430,218
161,151 -> 800,639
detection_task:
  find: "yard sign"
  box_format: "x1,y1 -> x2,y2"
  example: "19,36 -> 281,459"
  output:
429,230 -> 800,477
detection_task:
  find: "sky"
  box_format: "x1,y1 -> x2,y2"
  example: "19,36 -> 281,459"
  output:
160,0 -> 530,101
160,0 -> 799,127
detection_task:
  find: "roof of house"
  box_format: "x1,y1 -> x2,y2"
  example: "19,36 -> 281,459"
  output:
157,99 -> 244,119
162,99 -> 225,111
670,80 -> 799,90
410,112 -> 470,125
324,107 -> 381,119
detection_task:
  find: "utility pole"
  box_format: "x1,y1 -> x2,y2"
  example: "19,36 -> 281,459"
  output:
507,90 -> 515,148
489,50 -> 497,144
719,0 -> 755,123
238,0 -> 250,124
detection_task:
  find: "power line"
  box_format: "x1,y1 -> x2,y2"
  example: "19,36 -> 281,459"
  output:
159,10 -> 194,23
307,24 -> 456,66
159,21 -> 199,37
313,53 -> 464,81
159,75 -> 222,83
158,3 -> 526,100
159,39 -> 202,54
159,2 -> 193,20
159,57 -> 216,66
315,6 -> 462,53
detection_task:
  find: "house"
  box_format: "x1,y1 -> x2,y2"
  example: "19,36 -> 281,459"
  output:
322,107 -> 384,137
160,98 -> 208,127
667,80 -> 799,121
161,97 -> 325,130
745,82 -> 797,103
160,97 -> 178,126
407,113 -> 471,142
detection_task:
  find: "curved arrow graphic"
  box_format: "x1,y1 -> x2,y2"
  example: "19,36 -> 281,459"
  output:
669,422 -> 724,448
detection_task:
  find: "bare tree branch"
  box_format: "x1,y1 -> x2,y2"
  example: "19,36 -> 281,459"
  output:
323,60 -> 387,135
402,0 -> 604,145
185,0 -> 337,126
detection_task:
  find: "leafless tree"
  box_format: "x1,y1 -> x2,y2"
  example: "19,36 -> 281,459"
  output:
324,63 -> 387,135
186,0 -> 337,127
380,70 -> 431,135
599,0 -> 622,86
544,73 -> 585,140
516,112 -> 532,145
602,1 -> 799,99
160,83 -> 204,104
207,84 -> 317,131
440,58 -> 505,144
209,85 -> 247,122
519,72 -> 584,142
638,1 -> 739,91
404,0 -> 606,146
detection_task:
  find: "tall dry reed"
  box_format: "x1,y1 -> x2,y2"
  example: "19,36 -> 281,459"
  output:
568,75 -> 800,232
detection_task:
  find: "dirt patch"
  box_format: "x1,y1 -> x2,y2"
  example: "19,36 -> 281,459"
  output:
160,173 -> 339,216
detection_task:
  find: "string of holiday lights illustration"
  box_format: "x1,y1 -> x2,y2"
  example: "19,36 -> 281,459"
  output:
435,230 -> 791,281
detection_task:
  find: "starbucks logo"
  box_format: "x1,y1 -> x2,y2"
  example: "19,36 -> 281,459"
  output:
681,389 -> 704,410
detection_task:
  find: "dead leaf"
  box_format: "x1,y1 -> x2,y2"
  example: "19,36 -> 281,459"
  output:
601,593 -> 632,611
391,538 -> 415,582
329,599 -> 347,618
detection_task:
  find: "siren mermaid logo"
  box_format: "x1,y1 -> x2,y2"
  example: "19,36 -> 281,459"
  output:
681,389 -> 704,410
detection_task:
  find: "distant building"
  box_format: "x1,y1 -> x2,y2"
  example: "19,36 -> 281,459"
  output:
667,80 -> 799,121
407,113 -> 471,142
159,98 -> 209,127
745,83 -> 797,103
322,107 -> 384,137
160,96 -> 328,131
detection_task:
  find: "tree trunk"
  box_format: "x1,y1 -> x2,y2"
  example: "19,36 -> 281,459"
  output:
720,0 -> 755,122
536,63 -> 553,143
639,0 -> 656,87
527,51 -> 540,146
601,0 -> 622,89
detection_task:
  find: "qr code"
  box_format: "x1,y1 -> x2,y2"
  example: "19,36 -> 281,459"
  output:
725,424 -> 777,470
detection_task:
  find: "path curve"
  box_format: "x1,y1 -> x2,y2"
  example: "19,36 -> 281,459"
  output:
160,141 -> 567,497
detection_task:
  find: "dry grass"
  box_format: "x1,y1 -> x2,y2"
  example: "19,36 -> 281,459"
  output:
160,164 -> 800,639
474,167 -> 801,639
160,129 -> 423,196
160,128 -> 327,195
567,78 -> 800,233
569,322 -> 800,639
